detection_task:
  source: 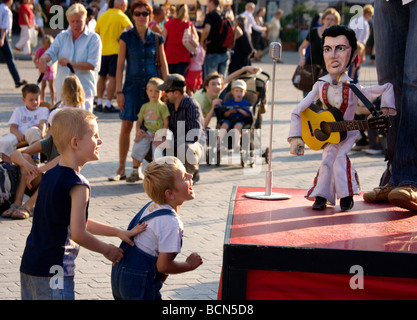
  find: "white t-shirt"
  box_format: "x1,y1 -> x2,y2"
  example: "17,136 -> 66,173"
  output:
8,106 -> 49,134
133,202 -> 183,257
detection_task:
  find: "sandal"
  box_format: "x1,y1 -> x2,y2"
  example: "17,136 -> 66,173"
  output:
11,205 -> 33,219
1,203 -> 19,218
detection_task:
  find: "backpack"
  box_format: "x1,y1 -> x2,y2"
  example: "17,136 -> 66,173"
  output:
219,13 -> 236,49
0,162 -> 20,212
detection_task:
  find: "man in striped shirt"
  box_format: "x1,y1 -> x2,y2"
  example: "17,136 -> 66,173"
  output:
158,74 -> 205,183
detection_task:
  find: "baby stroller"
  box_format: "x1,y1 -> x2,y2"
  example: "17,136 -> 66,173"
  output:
206,70 -> 270,167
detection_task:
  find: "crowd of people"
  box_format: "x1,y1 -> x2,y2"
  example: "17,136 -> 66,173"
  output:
0,0 -> 277,219
1,0 -> 417,301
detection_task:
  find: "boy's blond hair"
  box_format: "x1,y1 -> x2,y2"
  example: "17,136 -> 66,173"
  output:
147,77 -> 164,89
51,108 -> 97,154
61,75 -> 85,107
143,156 -> 183,205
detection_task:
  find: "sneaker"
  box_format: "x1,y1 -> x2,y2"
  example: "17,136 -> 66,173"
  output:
363,184 -> 394,203
15,80 -> 27,88
94,104 -> 103,112
365,148 -> 383,155
388,185 -> 417,211
103,105 -> 120,113
108,172 -> 126,181
126,170 -> 144,183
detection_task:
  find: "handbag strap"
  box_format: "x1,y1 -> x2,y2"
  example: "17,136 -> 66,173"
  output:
155,34 -> 160,66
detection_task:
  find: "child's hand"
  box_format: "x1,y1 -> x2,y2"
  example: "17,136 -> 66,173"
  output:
186,252 -> 203,270
118,222 -> 147,246
16,132 -> 25,142
104,244 -> 124,266
134,129 -> 147,142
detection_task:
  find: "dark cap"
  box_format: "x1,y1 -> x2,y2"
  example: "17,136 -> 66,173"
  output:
157,74 -> 186,91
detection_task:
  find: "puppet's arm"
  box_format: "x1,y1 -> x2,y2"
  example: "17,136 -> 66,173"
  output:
288,83 -> 320,156
360,83 -> 397,116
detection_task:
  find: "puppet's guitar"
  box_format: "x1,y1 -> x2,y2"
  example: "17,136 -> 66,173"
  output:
301,103 -> 391,150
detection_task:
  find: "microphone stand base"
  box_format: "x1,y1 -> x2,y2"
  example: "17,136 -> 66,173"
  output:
244,191 -> 292,200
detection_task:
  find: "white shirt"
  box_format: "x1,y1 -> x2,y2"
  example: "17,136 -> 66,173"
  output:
8,106 -> 49,134
133,202 -> 183,257
348,16 -> 369,45
0,3 -> 12,30
241,10 -> 264,35
45,27 -> 102,99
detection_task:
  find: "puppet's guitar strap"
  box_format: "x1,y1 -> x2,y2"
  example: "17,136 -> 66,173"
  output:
348,83 -> 380,118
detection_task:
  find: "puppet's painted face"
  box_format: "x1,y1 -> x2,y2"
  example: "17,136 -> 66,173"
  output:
323,35 -> 354,76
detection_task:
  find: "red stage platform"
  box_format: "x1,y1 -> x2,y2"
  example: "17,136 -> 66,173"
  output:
219,186 -> 417,300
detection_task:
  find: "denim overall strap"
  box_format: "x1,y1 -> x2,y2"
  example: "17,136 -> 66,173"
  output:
126,201 -> 152,231
138,209 -> 176,224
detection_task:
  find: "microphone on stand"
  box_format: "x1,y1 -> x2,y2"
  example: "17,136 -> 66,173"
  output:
245,42 -> 291,200
269,41 -> 282,63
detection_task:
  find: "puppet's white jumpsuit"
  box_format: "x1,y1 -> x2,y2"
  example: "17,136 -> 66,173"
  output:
288,73 -> 396,205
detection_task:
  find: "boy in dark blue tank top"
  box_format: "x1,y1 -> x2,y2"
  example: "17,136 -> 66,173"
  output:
20,108 -> 146,300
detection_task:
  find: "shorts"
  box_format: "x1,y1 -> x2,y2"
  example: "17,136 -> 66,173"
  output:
0,127 -> 41,156
20,272 -> 75,300
99,54 -> 118,77
131,131 -> 153,162
220,119 -> 247,129
186,70 -> 203,92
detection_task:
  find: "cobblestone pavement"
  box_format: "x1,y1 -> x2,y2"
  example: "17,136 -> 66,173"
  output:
0,47 -> 386,300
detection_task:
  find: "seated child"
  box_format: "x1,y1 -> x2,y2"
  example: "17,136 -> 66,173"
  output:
20,108 -> 146,300
48,74 -> 85,126
111,156 -> 203,300
0,84 -> 49,163
126,77 -> 170,183
2,134 -> 60,219
218,79 -> 252,152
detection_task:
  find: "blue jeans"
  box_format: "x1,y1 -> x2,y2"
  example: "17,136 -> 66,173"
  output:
203,52 -> 230,79
374,0 -> 417,187
20,272 -> 75,300
0,34 -> 21,85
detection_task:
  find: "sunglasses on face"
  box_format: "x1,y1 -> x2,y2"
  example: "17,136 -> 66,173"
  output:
133,11 -> 150,17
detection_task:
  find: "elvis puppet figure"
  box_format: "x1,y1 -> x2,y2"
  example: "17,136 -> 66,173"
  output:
288,25 -> 396,211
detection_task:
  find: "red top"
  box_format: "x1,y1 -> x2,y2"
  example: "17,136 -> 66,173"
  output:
18,3 -> 33,26
163,18 -> 193,64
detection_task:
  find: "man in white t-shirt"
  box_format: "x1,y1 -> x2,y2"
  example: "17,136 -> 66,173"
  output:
0,84 -> 49,163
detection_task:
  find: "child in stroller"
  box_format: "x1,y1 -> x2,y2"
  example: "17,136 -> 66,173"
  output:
217,80 -> 252,153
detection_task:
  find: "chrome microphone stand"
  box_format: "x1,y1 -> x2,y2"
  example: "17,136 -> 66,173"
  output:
245,42 -> 291,200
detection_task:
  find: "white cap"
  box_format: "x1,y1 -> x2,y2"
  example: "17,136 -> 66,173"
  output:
231,79 -> 247,91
